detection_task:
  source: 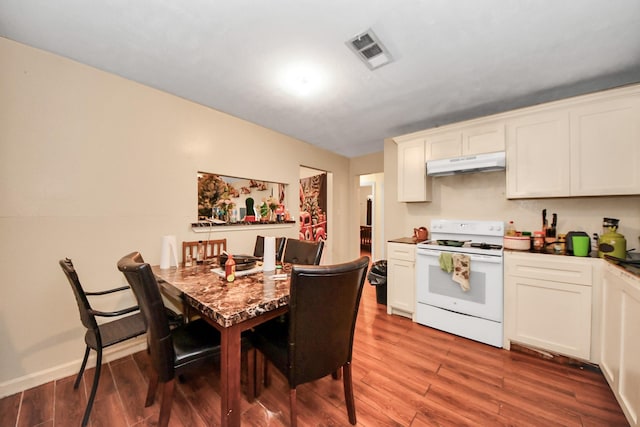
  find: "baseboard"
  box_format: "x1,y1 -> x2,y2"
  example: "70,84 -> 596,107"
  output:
0,336 -> 147,398
509,342 -> 600,372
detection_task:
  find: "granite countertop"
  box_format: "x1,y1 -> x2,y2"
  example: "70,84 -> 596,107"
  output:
388,237 -> 421,244
505,249 -> 640,278
152,264 -> 290,328
606,252 -> 640,278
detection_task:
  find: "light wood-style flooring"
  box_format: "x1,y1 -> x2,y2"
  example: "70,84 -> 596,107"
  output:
1,255 -> 628,426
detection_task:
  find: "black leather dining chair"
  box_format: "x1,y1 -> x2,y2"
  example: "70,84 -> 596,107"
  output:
282,238 -> 324,265
253,235 -> 286,261
252,256 -> 370,426
117,251 -> 253,427
59,258 -> 147,427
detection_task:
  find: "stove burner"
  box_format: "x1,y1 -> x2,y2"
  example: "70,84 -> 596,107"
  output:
470,243 -> 503,250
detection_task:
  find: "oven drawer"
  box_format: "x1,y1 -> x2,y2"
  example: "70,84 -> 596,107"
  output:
388,242 -> 416,262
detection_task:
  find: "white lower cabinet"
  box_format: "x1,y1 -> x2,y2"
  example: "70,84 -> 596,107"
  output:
504,252 -> 596,361
387,242 -> 416,319
601,263 -> 640,427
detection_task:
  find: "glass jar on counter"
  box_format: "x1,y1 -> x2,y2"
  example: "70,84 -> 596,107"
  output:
554,234 -> 566,255
532,231 -> 545,253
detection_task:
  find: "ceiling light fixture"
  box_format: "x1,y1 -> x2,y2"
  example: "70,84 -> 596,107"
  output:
280,63 -> 325,97
346,29 -> 392,70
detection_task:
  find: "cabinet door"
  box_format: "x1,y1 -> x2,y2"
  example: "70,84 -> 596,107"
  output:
602,266 -> 640,427
397,138 -> 431,202
620,283 -> 640,426
387,258 -> 415,316
601,269 -> 623,387
463,122 -> 505,155
387,243 -> 416,318
570,96 -> 640,196
506,275 -> 592,360
506,111 -> 571,198
425,131 -> 462,160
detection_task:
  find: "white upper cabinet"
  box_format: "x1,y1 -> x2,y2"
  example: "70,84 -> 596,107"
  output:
396,137 -> 431,202
426,122 -> 505,160
463,122 -> 506,155
393,84 -> 640,201
570,96 -> 640,196
506,110 -> 571,198
425,131 -> 461,159
506,86 -> 640,198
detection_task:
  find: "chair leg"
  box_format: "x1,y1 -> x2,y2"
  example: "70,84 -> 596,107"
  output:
145,372 -> 159,407
184,304 -> 191,324
331,367 -> 342,380
343,362 -> 356,425
157,379 -> 175,427
289,388 -> 298,427
254,350 -> 264,397
74,346 -> 90,389
82,347 -> 102,427
263,357 -> 271,388
246,348 -> 255,402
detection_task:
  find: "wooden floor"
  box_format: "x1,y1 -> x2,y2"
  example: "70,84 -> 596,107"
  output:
1,256 -> 629,426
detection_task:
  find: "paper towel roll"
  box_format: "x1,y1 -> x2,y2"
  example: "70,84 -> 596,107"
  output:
160,235 -> 178,269
262,236 -> 276,272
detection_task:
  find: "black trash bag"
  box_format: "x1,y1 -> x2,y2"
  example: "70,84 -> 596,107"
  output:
367,260 -> 387,305
368,260 -> 387,285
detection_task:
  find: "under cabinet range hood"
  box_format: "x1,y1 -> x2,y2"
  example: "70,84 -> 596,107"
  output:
426,151 -> 506,176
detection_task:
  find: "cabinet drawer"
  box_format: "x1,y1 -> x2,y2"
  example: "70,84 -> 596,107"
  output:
505,253 -> 592,286
387,243 -> 416,262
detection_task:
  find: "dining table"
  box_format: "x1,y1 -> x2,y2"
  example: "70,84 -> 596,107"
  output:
152,262 -> 291,427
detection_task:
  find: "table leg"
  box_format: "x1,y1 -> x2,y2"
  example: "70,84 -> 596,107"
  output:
220,324 -> 242,427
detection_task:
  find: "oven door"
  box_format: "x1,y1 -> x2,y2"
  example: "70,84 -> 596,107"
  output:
416,247 -> 503,322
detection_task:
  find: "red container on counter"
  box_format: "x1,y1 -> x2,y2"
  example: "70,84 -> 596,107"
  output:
532,231 -> 545,252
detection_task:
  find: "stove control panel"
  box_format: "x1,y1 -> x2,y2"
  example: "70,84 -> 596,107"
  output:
430,219 -> 504,237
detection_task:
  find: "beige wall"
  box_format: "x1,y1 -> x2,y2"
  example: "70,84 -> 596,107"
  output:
0,38 -> 357,394
384,141 -> 640,245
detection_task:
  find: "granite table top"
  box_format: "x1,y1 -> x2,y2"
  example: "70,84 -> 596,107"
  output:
152,263 -> 291,328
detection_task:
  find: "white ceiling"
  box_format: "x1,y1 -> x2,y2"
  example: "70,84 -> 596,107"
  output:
2,0 -> 640,158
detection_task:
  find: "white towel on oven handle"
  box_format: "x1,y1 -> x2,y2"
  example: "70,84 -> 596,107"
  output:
451,253 -> 470,292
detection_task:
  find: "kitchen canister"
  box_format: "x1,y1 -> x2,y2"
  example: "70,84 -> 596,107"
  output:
503,235 -> 530,251
572,235 -> 590,257
532,231 -> 545,252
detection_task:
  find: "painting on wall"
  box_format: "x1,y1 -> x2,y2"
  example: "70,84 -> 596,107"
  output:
299,172 -> 327,241
197,172 -> 287,223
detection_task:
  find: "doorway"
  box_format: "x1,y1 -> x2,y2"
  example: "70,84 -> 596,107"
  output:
359,173 -> 383,261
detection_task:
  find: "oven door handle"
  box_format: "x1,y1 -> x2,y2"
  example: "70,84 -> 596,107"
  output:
416,248 -> 503,264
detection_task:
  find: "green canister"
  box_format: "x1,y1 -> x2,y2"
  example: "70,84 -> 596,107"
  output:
598,218 -> 627,259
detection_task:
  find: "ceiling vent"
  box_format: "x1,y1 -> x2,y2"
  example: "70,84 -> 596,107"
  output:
346,29 -> 392,70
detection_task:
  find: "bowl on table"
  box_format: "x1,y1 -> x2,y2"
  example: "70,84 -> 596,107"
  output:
218,254 -> 260,271
503,236 -> 531,251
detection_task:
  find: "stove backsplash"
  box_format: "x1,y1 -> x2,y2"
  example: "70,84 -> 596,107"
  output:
396,171 -> 640,249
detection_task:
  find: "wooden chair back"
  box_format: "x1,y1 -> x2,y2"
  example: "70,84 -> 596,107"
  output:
182,239 -> 227,266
